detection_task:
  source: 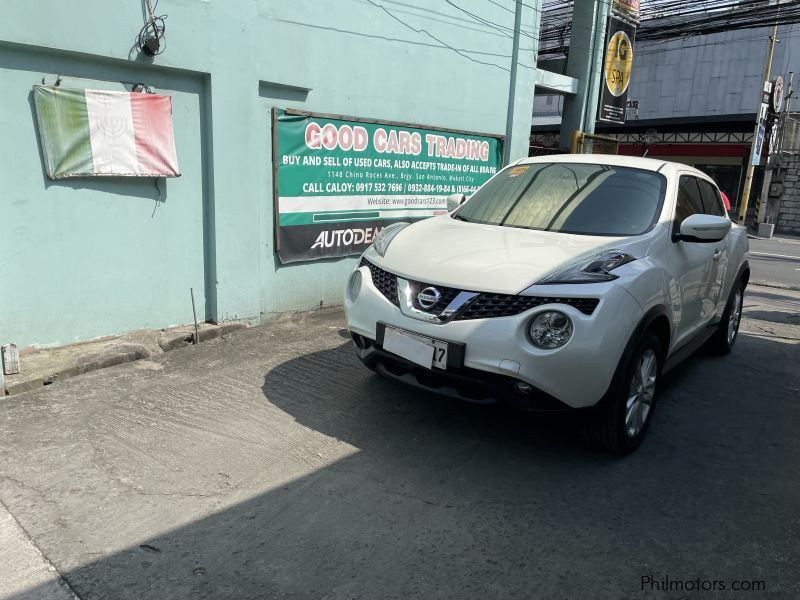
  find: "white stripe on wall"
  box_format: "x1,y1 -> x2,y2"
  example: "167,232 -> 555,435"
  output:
312,209 -> 440,223
85,90 -> 139,175
279,195 -> 447,213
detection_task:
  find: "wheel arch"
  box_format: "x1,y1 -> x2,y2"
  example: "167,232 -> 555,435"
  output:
738,260 -> 750,288
598,304 -> 672,410
631,305 -> 673,356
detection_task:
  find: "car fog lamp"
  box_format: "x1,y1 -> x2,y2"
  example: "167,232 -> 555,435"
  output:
529,311 -> 573,349
348,270 -> 363,303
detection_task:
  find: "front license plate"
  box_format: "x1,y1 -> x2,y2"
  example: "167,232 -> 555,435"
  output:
383,327 -> 448,370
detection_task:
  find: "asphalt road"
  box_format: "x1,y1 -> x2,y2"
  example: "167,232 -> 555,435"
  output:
1,285 -> 799,600
749,235 -> 800,289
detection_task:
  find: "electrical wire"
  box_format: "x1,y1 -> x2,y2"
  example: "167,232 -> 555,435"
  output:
538,0 -> 800,57
137,0 -> 168,56
444,0 -> 538,40
365,0 -> 517,70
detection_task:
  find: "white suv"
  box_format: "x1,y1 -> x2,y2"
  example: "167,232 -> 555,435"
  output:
344,155 -> 750,453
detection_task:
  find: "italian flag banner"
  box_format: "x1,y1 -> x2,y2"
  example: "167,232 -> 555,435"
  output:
33,85 -> 180,179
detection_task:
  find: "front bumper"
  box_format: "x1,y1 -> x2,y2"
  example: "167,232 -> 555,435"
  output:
344,265 -> 644,409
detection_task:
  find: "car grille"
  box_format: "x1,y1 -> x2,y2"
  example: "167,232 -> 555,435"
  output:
455,294 -> 599,319
360,257 -> 398,306
359,257 -> 599,318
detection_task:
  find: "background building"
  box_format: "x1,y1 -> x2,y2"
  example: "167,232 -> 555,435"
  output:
533,20 -> 799,222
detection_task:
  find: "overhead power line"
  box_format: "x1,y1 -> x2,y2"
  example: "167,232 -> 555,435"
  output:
538,0 -> 800,57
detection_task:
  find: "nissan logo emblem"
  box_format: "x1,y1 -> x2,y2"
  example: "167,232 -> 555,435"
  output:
417,287 -> 442,309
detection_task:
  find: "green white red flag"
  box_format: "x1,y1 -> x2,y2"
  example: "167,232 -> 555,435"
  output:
33,85 -> 180,179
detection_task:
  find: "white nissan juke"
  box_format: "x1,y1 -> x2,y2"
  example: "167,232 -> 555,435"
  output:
344,155 -> 750,453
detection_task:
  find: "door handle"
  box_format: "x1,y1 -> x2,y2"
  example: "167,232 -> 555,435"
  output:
713,249 -> 722,261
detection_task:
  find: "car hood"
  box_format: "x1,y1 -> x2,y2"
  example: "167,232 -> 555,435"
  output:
379,215 -> 654,294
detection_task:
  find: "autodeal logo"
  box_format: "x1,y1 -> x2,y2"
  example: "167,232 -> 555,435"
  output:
310,226 -> 385,250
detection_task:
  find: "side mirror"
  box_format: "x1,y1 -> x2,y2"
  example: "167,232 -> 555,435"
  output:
446,193 -> 466,212
677,214 -> 732,243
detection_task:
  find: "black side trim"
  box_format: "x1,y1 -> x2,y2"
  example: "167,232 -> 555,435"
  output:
663,324 -> 716,373
735,259 -> 750,288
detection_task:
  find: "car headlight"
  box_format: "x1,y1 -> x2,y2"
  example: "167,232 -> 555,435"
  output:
372,222 -> 410,256
537,251 -> 636,284
529,311 -> 573,349
347,269 -> 363,303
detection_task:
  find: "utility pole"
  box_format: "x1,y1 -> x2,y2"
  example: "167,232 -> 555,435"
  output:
738,3 -> 781,225
756,72 -> 793,226
503,0 -> 522,165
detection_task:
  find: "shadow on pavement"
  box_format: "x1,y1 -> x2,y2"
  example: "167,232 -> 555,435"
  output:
745,310 -> 800,325
7,330 -> 800,600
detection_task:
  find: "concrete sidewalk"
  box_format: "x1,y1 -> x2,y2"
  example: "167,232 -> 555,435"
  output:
3,322 -> 246,397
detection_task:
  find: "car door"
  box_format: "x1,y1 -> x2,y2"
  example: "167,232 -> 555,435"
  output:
696,177 -> 729,318
668,175 -> 718,347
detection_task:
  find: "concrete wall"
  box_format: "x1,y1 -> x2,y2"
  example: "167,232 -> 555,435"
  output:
0,0 -> 540,348
770,155 -> 800,235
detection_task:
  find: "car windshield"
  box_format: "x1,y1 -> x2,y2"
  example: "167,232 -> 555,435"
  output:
453,162 -> 666,236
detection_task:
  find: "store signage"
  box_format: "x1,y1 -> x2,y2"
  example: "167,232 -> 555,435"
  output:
752,81 -> 773,166
625,99 -> 640,120
772,75 -> 784,113
750,81 -> 772,167
612,0 -> 640,25
598,17 -> 637,125
273,109 -> 503,263
769,118 -> 780,155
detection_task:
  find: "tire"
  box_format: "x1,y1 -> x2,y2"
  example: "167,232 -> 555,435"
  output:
706,281 -> 744,355
584,333 -> 663,454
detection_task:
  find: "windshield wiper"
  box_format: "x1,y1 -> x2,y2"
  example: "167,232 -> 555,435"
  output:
452,214 -> 471,222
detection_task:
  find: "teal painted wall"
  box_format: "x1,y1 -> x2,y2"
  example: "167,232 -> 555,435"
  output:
0,0 -> 540,348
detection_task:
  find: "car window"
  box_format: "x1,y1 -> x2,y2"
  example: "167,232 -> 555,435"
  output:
697,179 -> 725,216
674,176 -> 704,233
453,163 -> 666,237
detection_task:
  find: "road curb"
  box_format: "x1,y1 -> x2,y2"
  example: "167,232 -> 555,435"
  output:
0,500 -> 80,600
3,323 -> 247,397
750,280 -> 800,292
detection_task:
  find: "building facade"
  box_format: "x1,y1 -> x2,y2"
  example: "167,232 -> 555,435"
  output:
1,0 -> 545,348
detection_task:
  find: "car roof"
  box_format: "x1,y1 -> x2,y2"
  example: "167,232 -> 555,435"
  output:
514,153 -> 710,179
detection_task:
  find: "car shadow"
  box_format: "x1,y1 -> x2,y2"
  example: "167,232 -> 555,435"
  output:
6,330 -> 800,599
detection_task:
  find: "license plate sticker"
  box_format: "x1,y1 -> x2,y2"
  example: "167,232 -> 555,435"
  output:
383,327 -> 448,370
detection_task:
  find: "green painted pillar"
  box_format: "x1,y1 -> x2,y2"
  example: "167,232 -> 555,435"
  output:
559,0 -> 610,149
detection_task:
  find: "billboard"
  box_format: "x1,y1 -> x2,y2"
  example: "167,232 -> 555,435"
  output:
273,109 -> 503,263
598,17 -> 637,125
612,0 -> 640,25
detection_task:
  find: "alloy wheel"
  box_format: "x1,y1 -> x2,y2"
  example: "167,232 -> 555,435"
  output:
727,289 -> 743,345
625,349 -> 657,438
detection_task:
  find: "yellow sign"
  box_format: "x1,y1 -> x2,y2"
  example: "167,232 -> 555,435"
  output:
604,31 -> 633,97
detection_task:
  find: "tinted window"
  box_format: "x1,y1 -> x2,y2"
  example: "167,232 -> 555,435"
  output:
674,176 -> 704,233
697,179 -> 725,216
454,163 -> 666,236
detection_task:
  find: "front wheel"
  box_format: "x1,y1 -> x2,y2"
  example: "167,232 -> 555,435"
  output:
584,333 -> 662,454
707,281 -> 744,355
